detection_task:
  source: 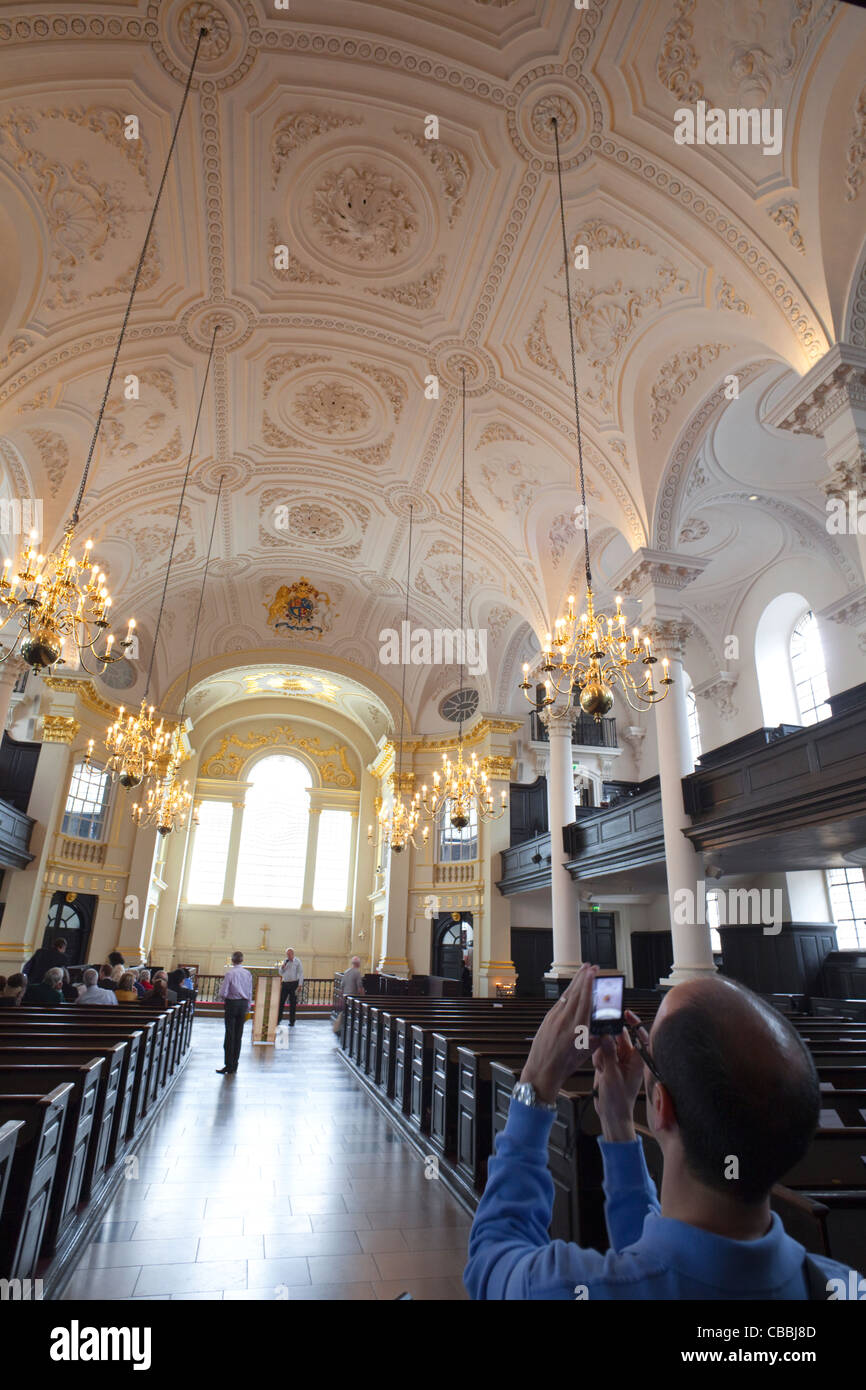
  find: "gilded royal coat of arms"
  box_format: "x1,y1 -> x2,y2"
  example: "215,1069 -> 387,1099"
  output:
265,577 -> 334,639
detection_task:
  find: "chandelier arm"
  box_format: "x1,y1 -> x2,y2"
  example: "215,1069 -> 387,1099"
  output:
143,322 -> 219,700
551,116 -> 592,595
177,473 -> 224,730
70,26 -> 209,528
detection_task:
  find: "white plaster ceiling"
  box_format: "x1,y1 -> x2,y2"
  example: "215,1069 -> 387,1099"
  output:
0,0 -> 864,728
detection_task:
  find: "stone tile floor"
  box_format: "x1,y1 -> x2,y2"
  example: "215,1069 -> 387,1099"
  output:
61,1016 -> 471,1301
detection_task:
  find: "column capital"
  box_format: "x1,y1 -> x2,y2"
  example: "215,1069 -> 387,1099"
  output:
645,617 -> 694,661
538,704 -> 574,735
764,343 -> 866,438
41,714 -> 80,744
693,670 -> 739,720
611,547 -> 709,602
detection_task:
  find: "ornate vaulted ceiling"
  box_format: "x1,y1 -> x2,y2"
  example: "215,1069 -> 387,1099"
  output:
0,0 -> 864,733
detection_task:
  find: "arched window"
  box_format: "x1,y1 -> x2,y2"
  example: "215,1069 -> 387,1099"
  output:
234,755 -> 310,908
684,676 -> 701,765
62,761 -> 111,840
790,611 -> 830,726
313,809 -> 353,911
438,799 -> 478,863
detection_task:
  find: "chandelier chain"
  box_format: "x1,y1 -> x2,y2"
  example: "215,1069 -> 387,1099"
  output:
71,26 -> 209,528
395,504 -> 413,786
177,473 -> 223,730
552,115 -> 592,594
458,368 -> 466,741
144,321 -> 219,699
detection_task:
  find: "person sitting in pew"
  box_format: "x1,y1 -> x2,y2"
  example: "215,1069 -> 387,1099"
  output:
465,967 -> 863,1301
75,967 -> 118,1006
108,950 -> 125,969
135,969 -> 153,999
167,967 -> 194,1003
23,966 -> 64,1007
0,973 -> 26,1007
142,974 -> 170,1008
98,963 -> 119,993
115,971 -> 139,1003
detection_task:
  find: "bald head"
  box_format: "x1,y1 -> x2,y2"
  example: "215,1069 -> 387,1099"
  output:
649,976 -> 818,1203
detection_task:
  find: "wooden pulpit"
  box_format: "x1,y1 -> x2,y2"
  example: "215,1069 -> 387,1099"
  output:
249,966 -> 281,1047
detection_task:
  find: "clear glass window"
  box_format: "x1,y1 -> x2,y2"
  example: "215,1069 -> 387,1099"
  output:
790,611 -> 831,726
313,809 -> 353,911
62,762 -> 111,840
438,799 -> 478,862
826,867 -> 866,950
186,801 -> 233,905
234,756 -> 310,908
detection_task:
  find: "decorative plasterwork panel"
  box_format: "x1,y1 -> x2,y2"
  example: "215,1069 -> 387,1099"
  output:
649,344 -> 729,439
846,81 -> 866,201
201,727 -> 357,786
271,110 -> 363,187
769,201 -> 805,255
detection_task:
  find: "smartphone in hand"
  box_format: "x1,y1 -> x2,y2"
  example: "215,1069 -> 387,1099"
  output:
590,972 -> 625,1035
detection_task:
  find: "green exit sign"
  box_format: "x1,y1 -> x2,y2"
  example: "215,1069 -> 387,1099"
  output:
590,904 -> 600,912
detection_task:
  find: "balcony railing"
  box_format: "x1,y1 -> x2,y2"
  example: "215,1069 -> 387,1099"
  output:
434,860 -> 479,884
529,711 -> 617,748
195,975 -> 336,1008
55,835 -> 107,865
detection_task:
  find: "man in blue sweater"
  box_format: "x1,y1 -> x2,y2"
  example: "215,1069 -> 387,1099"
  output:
465,964 -> 862,1299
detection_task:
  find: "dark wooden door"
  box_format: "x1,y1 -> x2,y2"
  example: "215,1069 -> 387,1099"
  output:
511,928 -> 553,997
41,891 -> 96,966
580,912 -> 616,968
631,931 -> 673,989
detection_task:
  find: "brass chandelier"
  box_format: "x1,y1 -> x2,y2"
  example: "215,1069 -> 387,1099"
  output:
133,476 -> 224,835
519,116 -> 672,722
369,505 -> 428,855
419,372 -> 506,829
0,28 -> 208,678
99,322 -> 220,793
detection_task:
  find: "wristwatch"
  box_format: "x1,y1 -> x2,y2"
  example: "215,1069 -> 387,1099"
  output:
511,1080 -> 557,1111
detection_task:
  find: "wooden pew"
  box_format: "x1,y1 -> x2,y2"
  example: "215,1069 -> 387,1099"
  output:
0,1017 -> 153,1145
0,1118 -> 22,1264
0,1081 -> 78,1276
0,1044 -> 125,1202
0,1062 -> 104,1258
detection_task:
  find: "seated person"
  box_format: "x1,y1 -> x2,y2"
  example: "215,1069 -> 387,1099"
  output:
142,975 -> 169,1009
167,967 -> 195,1002
23,966 -> 64,1006
108,950 -> 125,969
75,967 -> 118,1006
135,969 -> 153,998
465,966 -> 864,1301
98,963 -> 119,992
0,972 -> 26,1007
115,971 -> 139,1003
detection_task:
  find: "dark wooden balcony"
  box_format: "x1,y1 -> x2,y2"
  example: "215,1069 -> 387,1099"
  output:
0,796 -> 35,870
681,681 -> 866,874
563,778 -> 664,880
497,830 -> 552,896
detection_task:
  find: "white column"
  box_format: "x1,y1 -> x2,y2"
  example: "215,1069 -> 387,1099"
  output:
477,760 -> 516,998
222,801 -> 245,905
379,839 -> 411,976
124,822 -> 160,961
652,636 -> 716,986
540,706 -> 581,980
301,806 -> 321,909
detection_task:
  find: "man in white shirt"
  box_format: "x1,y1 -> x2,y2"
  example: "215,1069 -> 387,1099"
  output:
341,956 -> 365,998
278,947 -> 303,1027
75,967 -> 118,1006
217,951 -> 254,1075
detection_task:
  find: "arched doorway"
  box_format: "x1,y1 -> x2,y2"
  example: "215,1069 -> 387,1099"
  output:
432,912 -> 473,982
41,891 -> 96,966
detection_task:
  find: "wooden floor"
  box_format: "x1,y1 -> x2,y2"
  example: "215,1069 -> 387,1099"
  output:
60,1016 -> 471,1301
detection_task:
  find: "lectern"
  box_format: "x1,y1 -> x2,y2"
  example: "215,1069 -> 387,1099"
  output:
248,966 -> 281,1046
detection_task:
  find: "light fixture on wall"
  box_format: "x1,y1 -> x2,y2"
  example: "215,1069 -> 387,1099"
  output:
419,371 -> 506,829
132,474 -> 224,834
97,324 -> 220,792
0,29 -> 209,675
368,505 -> 428,855
518,118 -> 673,723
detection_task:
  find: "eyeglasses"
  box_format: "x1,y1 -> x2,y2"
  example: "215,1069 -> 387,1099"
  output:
629,1026 -> 666,1090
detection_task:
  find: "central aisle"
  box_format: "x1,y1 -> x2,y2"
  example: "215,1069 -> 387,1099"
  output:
62,1016 -> 472,1301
